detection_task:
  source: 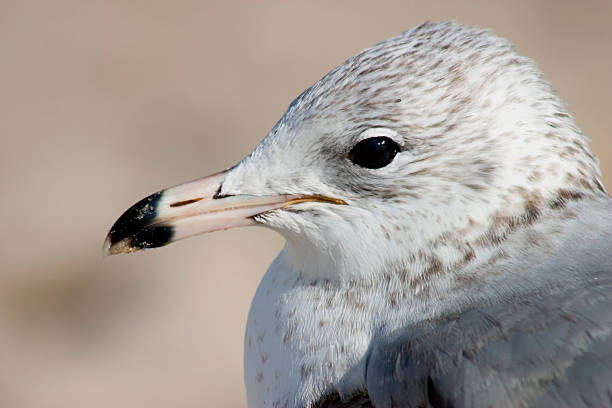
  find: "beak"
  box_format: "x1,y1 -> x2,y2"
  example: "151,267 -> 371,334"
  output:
103,169 -> 346,256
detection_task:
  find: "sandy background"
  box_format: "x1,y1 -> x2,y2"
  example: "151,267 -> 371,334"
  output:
0,1 -> 610,407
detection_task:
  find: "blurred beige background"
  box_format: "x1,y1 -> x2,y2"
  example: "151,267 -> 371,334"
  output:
0,1 -> 610,407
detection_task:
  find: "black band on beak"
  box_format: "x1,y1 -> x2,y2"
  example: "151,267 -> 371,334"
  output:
106,191 -> 175,251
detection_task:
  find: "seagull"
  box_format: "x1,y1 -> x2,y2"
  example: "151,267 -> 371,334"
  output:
104,21 -> 612,407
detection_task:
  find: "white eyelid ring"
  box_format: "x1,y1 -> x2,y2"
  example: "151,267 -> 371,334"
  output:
357,127 -> 404,148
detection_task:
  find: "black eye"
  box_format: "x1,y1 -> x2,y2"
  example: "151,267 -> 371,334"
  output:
348,136 -> 400,169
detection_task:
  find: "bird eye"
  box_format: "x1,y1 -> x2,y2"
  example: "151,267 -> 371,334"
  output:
348,137 -> 400,169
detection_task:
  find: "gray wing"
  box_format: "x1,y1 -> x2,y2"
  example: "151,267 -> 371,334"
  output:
366,198 -> 612,408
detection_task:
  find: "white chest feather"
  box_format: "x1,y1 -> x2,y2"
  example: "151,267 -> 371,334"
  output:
244,252 -> 376,408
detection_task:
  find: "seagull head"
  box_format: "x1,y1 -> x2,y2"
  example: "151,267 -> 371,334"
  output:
104,22 -> 603,283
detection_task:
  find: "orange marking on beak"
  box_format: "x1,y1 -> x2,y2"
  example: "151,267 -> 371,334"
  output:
281,195 -> 348,207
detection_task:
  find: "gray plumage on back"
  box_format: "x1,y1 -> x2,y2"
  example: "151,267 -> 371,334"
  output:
105,21 -> 612,407
367,198 -> 612,407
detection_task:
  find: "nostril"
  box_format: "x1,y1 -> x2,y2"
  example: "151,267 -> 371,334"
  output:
169,197 -> 203,208
212,183 -> 234,200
